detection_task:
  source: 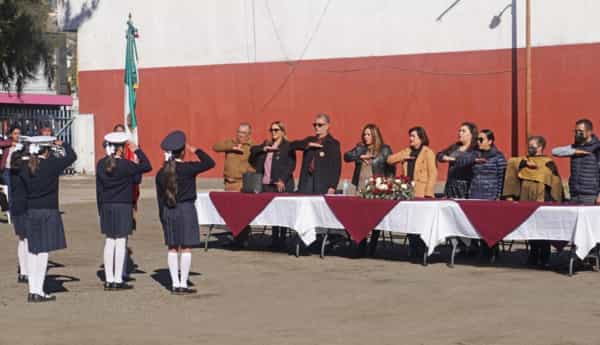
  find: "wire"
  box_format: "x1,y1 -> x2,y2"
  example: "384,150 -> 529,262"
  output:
265,0 -> 293,64
260,0 -> 333,111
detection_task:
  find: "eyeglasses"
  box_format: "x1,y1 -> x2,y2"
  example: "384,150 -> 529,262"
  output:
313,122 -> 326,128
477,137 -> 485,143
269,128 -> 281,133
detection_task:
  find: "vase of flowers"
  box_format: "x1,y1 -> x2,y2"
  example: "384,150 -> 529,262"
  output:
359,175 -> 415,200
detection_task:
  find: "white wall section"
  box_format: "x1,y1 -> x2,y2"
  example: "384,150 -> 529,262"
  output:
76,0 -> 600,71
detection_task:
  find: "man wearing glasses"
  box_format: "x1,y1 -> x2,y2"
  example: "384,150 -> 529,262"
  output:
213,122 -> 255,192
291,113 -> 341,195
552,118 -> 600,205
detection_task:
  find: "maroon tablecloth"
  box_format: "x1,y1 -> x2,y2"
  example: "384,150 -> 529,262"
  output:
455,200 -> 543,246
324,196 -> 399,243
208,192 -> 278,236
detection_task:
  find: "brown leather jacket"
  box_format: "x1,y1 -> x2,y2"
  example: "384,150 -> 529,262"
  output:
212,138 -> 255,182
387,146 -> 438,197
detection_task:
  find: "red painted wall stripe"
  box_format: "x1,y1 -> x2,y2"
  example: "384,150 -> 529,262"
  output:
79,43 -> 600,180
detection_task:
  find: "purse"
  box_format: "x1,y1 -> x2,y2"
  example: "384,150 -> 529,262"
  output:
242,172 -> 264,193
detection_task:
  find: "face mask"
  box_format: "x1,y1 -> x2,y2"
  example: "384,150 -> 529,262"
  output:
527,146 -> 537,157
574,132 -> 586,144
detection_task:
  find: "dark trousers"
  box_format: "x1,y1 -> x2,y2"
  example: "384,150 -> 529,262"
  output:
262,183 -> 290,248
528,240 -> 551,265
358,231 -> 381,256
407,234 -> 426,258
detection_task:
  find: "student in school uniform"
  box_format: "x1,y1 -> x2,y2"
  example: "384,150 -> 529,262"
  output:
21,136 -> 77,303
156,131 -> 215,295
9,141 -> 28,283
96,132 -> 152,291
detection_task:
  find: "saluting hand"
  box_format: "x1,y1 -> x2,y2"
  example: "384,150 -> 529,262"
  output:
54,140 -> 64,146
307,142 -> 323,149
186,143 -> 197,153
475,158 -> 487,164
574,149 -> 591,156
127,141 -> 138,152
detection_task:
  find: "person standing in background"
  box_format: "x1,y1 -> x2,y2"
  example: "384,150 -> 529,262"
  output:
213,123 -> 255,248
291,113 -> 341,195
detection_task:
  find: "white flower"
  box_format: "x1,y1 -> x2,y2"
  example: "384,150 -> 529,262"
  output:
411,181 -> 416,187
394,179 -> 402,184
401,183 -> 408,190
376,177 -> 383,185
377,184 -> 388,191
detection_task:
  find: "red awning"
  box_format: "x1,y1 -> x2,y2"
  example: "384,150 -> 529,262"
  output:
0,93 -> 72,106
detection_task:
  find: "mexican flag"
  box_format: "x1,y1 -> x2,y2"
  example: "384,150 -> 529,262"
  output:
124,14 -> 139,144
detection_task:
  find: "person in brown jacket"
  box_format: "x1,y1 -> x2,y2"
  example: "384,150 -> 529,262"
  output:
387,126 -> 438,260
212,123 -> 255,192
213,122 -> 255,248
387,126 -> 438,197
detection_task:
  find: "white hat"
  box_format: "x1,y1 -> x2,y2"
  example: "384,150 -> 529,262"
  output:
104,132 -> 130,144
27,136 -> 56,145
26,136 -> 56,155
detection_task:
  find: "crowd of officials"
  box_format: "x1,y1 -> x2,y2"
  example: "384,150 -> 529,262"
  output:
1,113 -> 599,302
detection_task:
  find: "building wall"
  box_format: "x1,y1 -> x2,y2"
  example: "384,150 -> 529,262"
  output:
77,0 -> 600,179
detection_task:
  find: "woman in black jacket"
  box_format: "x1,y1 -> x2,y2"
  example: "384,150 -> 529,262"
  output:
96,132 -> 152,291
250,121 -> 296,249
437,122 -> 478,198
21,137 -> 77,303
156,131 -> 215,295
344,124 -> 395,256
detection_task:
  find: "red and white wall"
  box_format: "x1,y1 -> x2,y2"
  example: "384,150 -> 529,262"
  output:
77,0 -> 600,179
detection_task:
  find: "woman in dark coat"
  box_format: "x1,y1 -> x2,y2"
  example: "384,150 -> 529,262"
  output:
96,132 -> 152,291
21,136 -> 77,302
437,122 -> 478,198
466,129 -> 507,200
250,121 -> 296,249
459,129 -> 507,259
344,123 -> 395,257
156,131 -> 215,295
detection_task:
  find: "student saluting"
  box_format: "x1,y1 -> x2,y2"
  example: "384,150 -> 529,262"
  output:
156,131 -> 215,295
96,132 -> 152,291
21,136 -> 77,303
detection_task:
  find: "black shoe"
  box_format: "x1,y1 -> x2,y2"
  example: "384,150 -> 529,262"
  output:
113,282 -> 134,290
27,293 -> 35,302
171,287 -> 182,295
18,274 -> 28,283
104,282 -> 114,291
179,287 -> 197,294
28,294 -> 56,303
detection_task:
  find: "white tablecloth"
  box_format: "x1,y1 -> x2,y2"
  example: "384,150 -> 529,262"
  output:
196,193 -> 600,259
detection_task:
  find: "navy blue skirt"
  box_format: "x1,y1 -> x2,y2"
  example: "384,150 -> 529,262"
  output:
25,209 -> 67,254
161,202 -> 200,247
100,203 -> 133,238
12,213 -> 27,239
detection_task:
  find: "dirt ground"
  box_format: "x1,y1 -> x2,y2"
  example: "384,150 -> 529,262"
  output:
1,177 -> 599,345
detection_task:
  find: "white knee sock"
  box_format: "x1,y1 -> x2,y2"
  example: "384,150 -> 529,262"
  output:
36,253 -> 48,295
27,252 -> 37,294
121,237 -> 128,279
103,238 -> 116,283
167,252 -> 180,288
17,240 -> 28,276
114,238 -> 127,284
180,252 -> 191,288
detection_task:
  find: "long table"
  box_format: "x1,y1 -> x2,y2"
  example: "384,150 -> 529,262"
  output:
195,192 -> 600,264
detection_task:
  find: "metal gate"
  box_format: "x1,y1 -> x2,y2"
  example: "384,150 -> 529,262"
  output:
0,104 -> 75,174
0,105 -> 73,144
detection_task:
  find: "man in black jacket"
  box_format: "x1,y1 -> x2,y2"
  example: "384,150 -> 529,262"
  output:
291,113 -> 341,195
552,118 -> 600,205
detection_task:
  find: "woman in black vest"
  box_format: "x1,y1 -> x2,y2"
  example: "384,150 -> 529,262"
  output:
156,131 -> 215,295
96,132 -> 152,291
250,121 -> 296,249
21,136 -> 77,303
437,122 -> 478,198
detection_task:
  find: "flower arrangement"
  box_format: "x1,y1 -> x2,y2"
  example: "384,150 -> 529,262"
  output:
359,175 -> 415,200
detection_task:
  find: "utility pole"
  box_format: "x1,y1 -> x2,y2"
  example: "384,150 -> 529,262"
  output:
525,0 -> 532,140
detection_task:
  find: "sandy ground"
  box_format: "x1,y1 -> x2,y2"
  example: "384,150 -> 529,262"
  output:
0,177 -> 599,345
